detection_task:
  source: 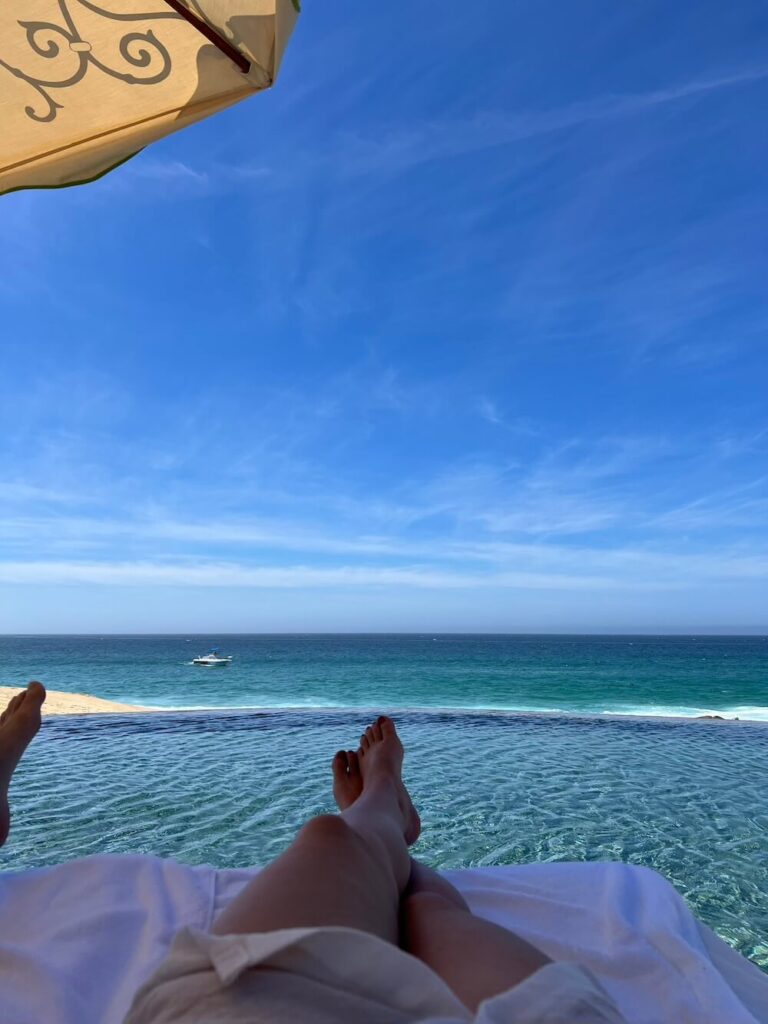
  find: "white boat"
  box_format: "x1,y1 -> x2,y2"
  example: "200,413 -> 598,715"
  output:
192,648 -> 232,667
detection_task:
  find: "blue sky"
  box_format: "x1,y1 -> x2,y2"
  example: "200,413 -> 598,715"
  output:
1,0 -> 766,633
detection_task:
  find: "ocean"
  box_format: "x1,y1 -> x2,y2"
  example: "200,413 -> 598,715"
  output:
1,634 -> 767,968
2,633 -> 767,718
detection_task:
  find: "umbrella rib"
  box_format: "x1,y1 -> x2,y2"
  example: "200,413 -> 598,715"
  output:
161,0 -> 251,74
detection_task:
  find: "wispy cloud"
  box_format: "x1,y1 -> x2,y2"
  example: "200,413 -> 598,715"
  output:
648,480 -> 768,531
320,67 -> 768,179
85,157 -> 214,200
81,66 -> 768,200
2,507 -> 766,586
0,483 -> 87,506
477,398 -> 540,436
713,430 -> 768,460
0,558 -> 684,592
91,156 -> 273,201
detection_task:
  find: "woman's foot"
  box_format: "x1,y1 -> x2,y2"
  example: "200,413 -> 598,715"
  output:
332,716 -> 421,845
0,682 -> 46,847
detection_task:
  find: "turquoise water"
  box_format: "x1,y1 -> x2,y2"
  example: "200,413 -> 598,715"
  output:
2,634 -> 766,718
2,710 -> 768,968
1,636 -> 767,968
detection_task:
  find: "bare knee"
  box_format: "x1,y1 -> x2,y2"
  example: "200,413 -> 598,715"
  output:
298,813 -> 355,847
298,814 -> 386,863
298,814 -> 399,892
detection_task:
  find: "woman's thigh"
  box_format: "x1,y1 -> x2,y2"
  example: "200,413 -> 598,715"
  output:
401,891 -> 551,1013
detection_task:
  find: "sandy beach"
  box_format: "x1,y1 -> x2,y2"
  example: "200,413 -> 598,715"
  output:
0,687 -> 149,716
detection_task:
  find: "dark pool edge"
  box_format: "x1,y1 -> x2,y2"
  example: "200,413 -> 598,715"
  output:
47,705 -> 768,729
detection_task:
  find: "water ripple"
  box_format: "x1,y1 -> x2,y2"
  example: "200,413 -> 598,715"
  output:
2,710 -> 767,969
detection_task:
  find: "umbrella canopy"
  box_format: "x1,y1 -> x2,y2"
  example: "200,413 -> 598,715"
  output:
0,0 -> 299,195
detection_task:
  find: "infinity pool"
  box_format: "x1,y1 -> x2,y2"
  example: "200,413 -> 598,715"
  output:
3,710 -> 767,968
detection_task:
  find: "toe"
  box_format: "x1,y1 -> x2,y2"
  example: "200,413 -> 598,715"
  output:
347,750 -> 360,779
17,683 -> 45,725
380,715 -> 397,737
0,695 -> 17,724
365,725 -> 376,746
332,750 -> 348,778
2,693 -> 23,722
26,682 -> 46,705
372,719 -> 383,742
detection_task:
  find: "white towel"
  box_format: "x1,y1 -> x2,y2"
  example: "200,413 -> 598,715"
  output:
0,855 -> 766,1024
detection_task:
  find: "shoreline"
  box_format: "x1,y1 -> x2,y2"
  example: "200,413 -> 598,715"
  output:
6,687 -> 767,725
0,687 -> 148,716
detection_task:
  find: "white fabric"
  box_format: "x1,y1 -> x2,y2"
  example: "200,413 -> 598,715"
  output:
0,854 -> 766,1024
123,926 -> 625,1024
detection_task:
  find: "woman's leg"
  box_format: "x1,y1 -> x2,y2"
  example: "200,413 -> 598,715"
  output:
213,716 -> 420,946
325,729 -> 551,1012
400,862 -> 551,1012
0,682 -> 46,848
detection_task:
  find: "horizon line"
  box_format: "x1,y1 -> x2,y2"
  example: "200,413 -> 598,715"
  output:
1,631 -> 766,638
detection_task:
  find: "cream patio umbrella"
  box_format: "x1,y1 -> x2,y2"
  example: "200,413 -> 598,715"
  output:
0,0 -> 299,195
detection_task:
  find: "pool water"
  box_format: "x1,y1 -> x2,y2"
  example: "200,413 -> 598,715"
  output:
3,710 -> 767,969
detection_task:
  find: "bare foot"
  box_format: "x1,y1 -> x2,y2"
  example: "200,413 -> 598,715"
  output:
0,681 -> 46,847
358,716 -> 421,845
332,749 -> 363,810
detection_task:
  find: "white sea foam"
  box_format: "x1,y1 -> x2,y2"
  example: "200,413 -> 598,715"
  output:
592,705 -> 768,721
720,706 -> 768,722
131,698 -> 346,712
